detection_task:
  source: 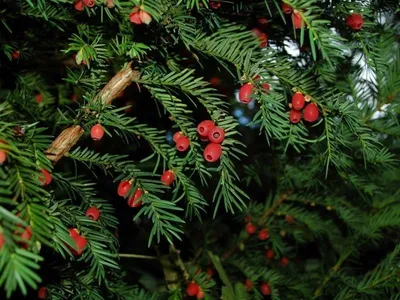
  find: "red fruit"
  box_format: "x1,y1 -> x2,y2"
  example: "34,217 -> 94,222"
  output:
128,189 -> 143,207
239,84 -> 253,104
139,11 -> 152,24
35,94 -> 43,103
245,223 -> 256,235
21,226 -> 32,241
83,0 -> 95,7
0,233 -> 4,249
69,228 -> 79,238
74,0 -> 84,11
196,290 -> 205,299
209,77 -> 220,86
129,12 -> 142,24
186,282 -> 200,297
206,267 -> 215,279
292,12 -> 303,29
303,103 -> 319,122
0,151 -> 6,164
90,124 -> 104,141
176,136 -> 190,152
74,235 -> 87,255
118,180 -> 132,197
280,257 -> 289,266
86,207 -> 101,221
71,94 -> 77,102
251,28 -> 268,48
197,120 -> 215,137
346,13 -> 364,30
40,168 -> 52,186
285,215 -> 294,223
203,143 -> 222,162
173,131 -> 184,143
106,0 -> 115,8
161,170 -> 175,186
11,51 -> 20,59
281,2 -> 292,14
245,279 -> 253,290
258,228 -> 269,241
260,282 -> 271,295
292,92 -> 305,110
209,1 -> 221,9
266,249 -> 274,259
289,109 -> 301,124
208,126 -> 225,144
38,287 -> 47,299
257,17 -> 268,28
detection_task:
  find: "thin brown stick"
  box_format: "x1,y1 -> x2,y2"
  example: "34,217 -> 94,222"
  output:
45,62 -> 139,164
119,253 -> 158,260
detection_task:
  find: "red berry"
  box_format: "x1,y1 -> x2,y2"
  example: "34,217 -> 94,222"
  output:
346,13 -> 364,30
20,226 -> 32,241
128,189 -> 143,207
257,17 -> 268,28
74,0 -> 84,10
285,215 -> 294,223
40,168 -> 52,186
209,1 -> 221,9
289,109 -> 301,124
139,11 -> 152,24
245,223 -> 256,235
303,103 -> 319,122
0,151 -> 6,164
197,120 -> 215,137
161,170 -> 175,186
251,28 -> 268,48
71,94 -> 77,102
90,124 -> 104,141
69,228 -> 79,238
86,207 -> 100,221
258,228 -> 269,241
11,51 -> 20,59
106,0 -> 115,8
239,84 -> 253,104
208,126 -> 225,144
266,249 -> 274,259
35,94 -> 43,103
245,279 -> 253,290
0,233 -> 4,249
292,92 -> 305,110
129,12 -> 142,24
118,180 -> 132,197
73,235 -> 87,255
260,282 -> 271,295
206,267 -> 215,279
292,12 -> 303,29
176,136 -> 190,152
196,290 -> 205,299
203,143 -> 222,162
173,131 -> 184,143
280,256 -> 289,266
281,2 -> 292,14
38,287 -> 47,299
186,282 -> 200,297
83,0 -> 95,7
209,77 -> 220,86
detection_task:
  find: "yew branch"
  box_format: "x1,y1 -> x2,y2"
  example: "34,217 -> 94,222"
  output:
45,62 -> 139,164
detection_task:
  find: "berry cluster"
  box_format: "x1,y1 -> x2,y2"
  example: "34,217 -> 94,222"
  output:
186,282 -> 205,299
289,92 -> 319,124
197,120 -> 224,162
245,279 -> 271,296
129,6 -> 152,25
238,75 -> 270,104
74,0 -> 96,11
117,180 -> 144,208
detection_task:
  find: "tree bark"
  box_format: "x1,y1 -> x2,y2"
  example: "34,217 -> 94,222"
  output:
45,62 -> 139,164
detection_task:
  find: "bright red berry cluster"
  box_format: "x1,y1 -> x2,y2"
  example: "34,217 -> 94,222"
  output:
117,180 -> 144,208
74,0 -> 95,11
289,92 -> 319,124
129,7 -> 152,25
186,282 -> 204,299
245,279 -> 271,295
197,120 -> 224,162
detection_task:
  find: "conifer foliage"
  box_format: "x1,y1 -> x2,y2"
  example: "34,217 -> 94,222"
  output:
0,0 -> 400,299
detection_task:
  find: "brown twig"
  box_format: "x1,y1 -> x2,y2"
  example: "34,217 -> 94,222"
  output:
44,62 -> 139,164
